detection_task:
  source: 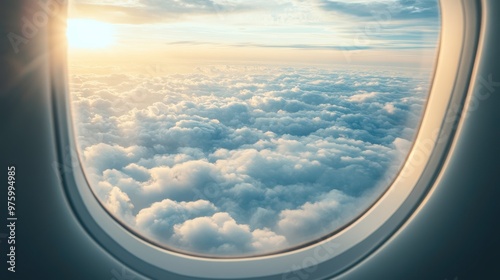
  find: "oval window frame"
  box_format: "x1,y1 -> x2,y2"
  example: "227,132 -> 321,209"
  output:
51,0 -> 482,279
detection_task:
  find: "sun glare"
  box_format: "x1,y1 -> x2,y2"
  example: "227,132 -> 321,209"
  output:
67,19 -> 115,49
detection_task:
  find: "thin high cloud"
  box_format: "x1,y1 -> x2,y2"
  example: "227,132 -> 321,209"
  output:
166,40 -> 373,51
71,0 -> 440,52
71,65 -> 430,256
72,0 -> 268,24
74,0 -> 439,21
314,0 -> 439,19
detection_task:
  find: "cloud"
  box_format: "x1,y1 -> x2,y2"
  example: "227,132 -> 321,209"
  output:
72,0 -> 264,24
135,200 -> 288,255
314,0 -> 439,20
166,40 -> 373,51
135,199 -> 217,238
277,189 -> 357,244
348,91 -> 378,102
172,212 -> 288,255
384,102 -> 396,113
82,143 -> 149,174
105,186 -> 135,224
71,65 -> 429,256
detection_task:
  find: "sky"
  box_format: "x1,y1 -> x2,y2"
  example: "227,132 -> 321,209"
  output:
67,0 -> 440,67
68,0 -> 440,257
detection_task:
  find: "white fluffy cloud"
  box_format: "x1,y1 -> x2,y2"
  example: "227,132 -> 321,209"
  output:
172,212 -> 288,255
136,199 -> 217,238
71,65 -> 430,256
277,189 -> 358,244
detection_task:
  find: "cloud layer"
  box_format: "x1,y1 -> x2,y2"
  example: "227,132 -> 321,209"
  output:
71,65 -> 430,256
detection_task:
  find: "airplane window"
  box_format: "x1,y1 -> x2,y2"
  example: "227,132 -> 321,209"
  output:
67,0 -> 440,258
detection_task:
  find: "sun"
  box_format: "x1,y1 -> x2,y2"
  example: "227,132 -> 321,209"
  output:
67,19 -> 116,49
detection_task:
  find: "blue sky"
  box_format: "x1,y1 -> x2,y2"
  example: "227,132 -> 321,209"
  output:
68,0 -> 440,67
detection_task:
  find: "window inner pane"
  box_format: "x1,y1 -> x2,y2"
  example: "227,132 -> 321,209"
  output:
68,0 -> 440,257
